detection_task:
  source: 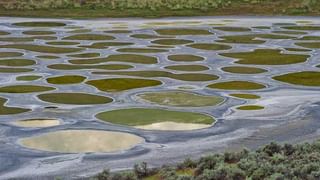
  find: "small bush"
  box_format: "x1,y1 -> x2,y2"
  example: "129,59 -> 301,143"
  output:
178,158 -> 197,169
261,142 -> 282,156
95,169 -> 111,180
133,162 -> 149,178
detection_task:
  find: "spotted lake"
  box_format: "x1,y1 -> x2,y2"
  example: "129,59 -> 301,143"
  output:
0,16 -> 320,179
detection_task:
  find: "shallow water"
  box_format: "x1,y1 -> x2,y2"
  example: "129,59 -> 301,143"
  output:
20,130 -> 144,153
134,121 -> 212,131
13,119 -> 60,128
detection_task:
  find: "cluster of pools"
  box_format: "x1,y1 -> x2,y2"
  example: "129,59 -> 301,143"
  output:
0,16 -> 320,177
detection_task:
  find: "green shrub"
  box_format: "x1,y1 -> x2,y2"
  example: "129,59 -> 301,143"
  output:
0,0 -> 231,10
3,0 -> 318,11
261,142 -> 282,156
95,134 -> 320,179
133,162 -> 149,178
95,169 -> 111,180
159,166 -> 179,180
178,158 -> 197,169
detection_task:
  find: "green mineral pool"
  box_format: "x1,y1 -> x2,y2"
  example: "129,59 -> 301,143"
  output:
136,91 -> 224,107
96,108 -> 215,131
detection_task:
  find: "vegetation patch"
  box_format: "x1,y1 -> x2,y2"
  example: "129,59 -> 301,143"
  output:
164,64 -> 209,72
46,41 -> 80,46
229,93 -> 260,99
137,91 -> 224,107
0,52 -> 23,58
13,21 -> 66,27
63,34 -> 115,40
0,85 -> 55,93
38,92 -> 113,105
19,130 -> 143,153
48,63 -> 133,70
207,81 -> 266,90
93,70 -> 219,82
151,38 -> 193,45
69,54 -> 157,64
144,168 -> 194,180
295,42 -> 320,49
214,26 -> 251,32
155,28 -> 212,35
0,44 -> 82,54
221,66 -> 267,74
0,59 -> 35,67
220,49 -> 309,65
96,108 -> 214,126
167,54 -> 204,62
16,75 -> 41,81
187,43 -> 231,51
273,71 -> 320,86
13,118 -> 60,128
0,97 -> 30,115
86,78 -> 162,92
1,0 -> 320,18
117,48 -> 168,53
237,105 -> 264,110
46,75 -> 86,84
97,140 -> 320,180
